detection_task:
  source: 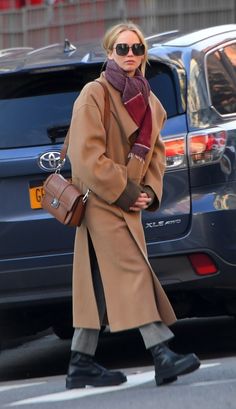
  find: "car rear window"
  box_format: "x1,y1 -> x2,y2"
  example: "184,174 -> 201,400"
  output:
0,65 -> 99,149
0,62 -> 179,149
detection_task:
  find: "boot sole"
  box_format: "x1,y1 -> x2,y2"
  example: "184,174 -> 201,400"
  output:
66,374 -> 127,389
155,354 -> 200,386
161,376 -> 178,385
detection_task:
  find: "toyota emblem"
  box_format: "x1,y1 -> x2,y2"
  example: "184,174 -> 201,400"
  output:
38,151 -> 62,171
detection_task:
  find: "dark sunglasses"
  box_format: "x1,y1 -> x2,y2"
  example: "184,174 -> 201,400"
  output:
114,43 -> 145,56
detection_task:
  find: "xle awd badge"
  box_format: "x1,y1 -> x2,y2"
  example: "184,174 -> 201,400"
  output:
145,219 -> 181,228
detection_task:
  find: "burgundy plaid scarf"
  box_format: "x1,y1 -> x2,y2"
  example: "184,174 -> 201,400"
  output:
105,59 -> 152,161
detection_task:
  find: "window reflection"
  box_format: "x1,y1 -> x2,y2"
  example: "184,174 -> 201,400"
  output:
207,43 -> 236,115
224,44 -> 236,68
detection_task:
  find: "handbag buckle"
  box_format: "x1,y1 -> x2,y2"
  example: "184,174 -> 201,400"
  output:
51,197 -> 60,208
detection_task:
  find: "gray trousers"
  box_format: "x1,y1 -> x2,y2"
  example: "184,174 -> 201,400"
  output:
71,234 -> 173,356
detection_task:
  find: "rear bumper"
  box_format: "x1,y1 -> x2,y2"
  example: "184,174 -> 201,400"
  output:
150,251 -> 236,291
0,252 -> 73,339
1,193 -> 236,321
148,205 -> 236,316
0,252 -> 72,309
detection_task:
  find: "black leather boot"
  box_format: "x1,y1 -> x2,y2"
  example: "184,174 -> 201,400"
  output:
66,351 -> 127,389
150,343 -> 200,386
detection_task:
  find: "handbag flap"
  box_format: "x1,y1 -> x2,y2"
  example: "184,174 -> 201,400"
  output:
44,173 -> 83,211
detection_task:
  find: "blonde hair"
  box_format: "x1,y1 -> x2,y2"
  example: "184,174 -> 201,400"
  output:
102,22 -> 148,75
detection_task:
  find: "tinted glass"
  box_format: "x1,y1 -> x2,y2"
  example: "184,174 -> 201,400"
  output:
0,65 -> 99,149
207,43 -> 236,115
0,62 -> 179,149
147,63 -> 179,118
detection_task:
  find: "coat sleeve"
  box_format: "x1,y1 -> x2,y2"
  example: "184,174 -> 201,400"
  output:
142,114 -> 167,212
67,83 -> 140,205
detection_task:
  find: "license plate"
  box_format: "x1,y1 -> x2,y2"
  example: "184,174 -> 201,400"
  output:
29,180 -> 45,209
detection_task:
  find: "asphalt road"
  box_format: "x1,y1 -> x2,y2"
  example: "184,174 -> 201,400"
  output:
0,316 -> 236,408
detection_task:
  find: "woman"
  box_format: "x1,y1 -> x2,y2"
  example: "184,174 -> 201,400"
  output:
66,22 -> 200,389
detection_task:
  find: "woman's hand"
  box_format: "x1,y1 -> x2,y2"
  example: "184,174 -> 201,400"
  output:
129,192 -> 151,211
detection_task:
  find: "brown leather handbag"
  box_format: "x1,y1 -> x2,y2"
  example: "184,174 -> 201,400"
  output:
42,80 -> 110,227
42,171 -> 90,227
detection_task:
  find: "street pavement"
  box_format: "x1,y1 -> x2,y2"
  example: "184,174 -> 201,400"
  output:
0,317 -> 236,408
0,359 -> 236,409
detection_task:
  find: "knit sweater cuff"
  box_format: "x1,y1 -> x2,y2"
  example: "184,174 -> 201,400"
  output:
114,179 -> 141,212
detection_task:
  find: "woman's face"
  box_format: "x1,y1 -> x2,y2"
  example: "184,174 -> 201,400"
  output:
108,30 -> 144,77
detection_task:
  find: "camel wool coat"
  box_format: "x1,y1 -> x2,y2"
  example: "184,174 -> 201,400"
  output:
67,73 -> 176,332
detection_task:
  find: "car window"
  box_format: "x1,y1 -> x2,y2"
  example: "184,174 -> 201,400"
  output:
0,61 -> 179,150
206,43 -> 236,115
146,62 -> 179,118
224,43 -> 236,70
0,65 -> 100,149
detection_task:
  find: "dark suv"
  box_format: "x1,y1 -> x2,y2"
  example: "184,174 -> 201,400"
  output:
1,25 -> 236,341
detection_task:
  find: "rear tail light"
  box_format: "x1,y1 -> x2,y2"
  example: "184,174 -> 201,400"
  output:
188,128 -> 227,166
188,253 -> 218,276
163,128 -> 227,169
164,136 -> 185,168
